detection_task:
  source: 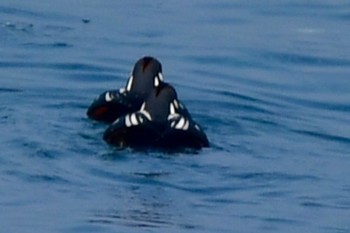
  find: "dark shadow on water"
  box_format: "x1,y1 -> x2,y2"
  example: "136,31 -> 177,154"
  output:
291,129 -> 350,145
22,41 -> 73,48
258,50 -> 350,67
0,87 -> 23,93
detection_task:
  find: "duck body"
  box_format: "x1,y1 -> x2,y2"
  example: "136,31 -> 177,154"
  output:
87,56 -> 164,123
86,89 -> 141,123
87,56 -> 209,150
103,83 -> 209,150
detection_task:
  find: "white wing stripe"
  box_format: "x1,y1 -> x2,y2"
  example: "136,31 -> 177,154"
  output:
175,117 -> 185,129
170,103 -> 176,115
125,114 -> 132,127
139,110 -> 152,121
183,119 -> 189,130
167,113 -> 180,120
173,99 -> 179,109
130,113 -> 138,125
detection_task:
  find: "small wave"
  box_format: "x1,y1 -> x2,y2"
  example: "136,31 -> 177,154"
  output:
133,172 -> 170,178
89,209 -> 179,229
262,91 -> 350,113
43,24 -> 74,32
0,6 -> 39,18
184,54 -> 272,69
2,21 -> 34,32
292,129 -> 350,145
0,61 -> 116,72
259,51 -> 350,67
261,217 -> 301,225
0,87 -> 23,93
228,172 -> 319,182
22,42 -> 73,48
26,174 -> 70,184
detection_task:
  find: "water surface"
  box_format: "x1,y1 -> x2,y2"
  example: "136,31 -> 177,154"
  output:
1,1 -> 350,232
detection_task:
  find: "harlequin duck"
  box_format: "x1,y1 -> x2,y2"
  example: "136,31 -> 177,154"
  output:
87,56 -> 165,123
103,82 -> 209,150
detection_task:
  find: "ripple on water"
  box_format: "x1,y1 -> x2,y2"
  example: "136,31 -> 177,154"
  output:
0,87 -> 23,93
22,42 -> 73,48
258,50 -> 350,67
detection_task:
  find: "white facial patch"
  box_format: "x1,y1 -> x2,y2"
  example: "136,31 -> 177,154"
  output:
154,76 -> 160,87
126,75 -> 134,91
158,72 -> 164,81
105,92 -> 113,102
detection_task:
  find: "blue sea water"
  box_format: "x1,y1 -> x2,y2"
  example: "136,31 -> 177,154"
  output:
1,0 -> 350,232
